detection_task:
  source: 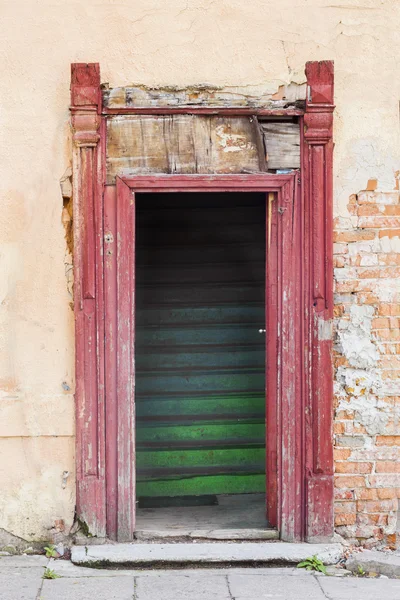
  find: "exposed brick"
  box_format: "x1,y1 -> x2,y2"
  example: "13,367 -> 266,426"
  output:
357,204 -> 400,217
375,461 -> 400,473
369,474 -> 400,488
334,475 -> 366,489
335,513 -> 357,526
377,488 -> 397,499
335,489 -> 354,500
333,190 -> 399,545
356,499 -> 398,513
376,436 -> 400,446
335,462 -> 373,474
334,230 -> 376,243
357,513 -> 389,526
334,422 -> 345,434
335,410 -> 355,420
334,256 -> 346,268
359,216 -> 400,229
372,317 -> 391,329
355,488 -> 378,501
336,436 -> 365,448
379,229 -> 400,238
334,501 -> 356,514
334,448 -> 352,460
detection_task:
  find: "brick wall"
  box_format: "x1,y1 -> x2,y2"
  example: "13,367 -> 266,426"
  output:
333,190 -> 400,548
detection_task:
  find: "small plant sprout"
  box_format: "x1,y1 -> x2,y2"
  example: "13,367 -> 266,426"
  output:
357,565 -> 366,577
42,568 -> 61,580
297,555 -> 327,574
44,544 -> 58,558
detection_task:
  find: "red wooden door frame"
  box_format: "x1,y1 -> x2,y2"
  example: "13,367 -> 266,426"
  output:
70,61 -> 334,543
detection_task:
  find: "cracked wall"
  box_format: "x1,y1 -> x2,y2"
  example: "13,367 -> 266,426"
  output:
1,0 -> 400,544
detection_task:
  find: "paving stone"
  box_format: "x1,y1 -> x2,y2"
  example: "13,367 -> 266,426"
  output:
346,550 -> 400,578
41,575 -> 135,599
228,573 -> 326,599
71,542 -> 343,566
0,567 -> 44,600
136,573 -> 231,600
47,558 -> 138,577
319,576 -> 400,599
0,555 -> 48,568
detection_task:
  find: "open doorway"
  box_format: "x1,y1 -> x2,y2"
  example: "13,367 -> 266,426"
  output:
135,192 -> 269,534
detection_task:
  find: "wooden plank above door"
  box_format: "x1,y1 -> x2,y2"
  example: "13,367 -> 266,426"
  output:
106,115 -> 300,183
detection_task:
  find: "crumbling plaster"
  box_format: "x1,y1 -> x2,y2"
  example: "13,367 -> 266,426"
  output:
1,0 -> 400,541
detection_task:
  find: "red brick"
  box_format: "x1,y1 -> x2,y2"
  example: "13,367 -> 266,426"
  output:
359,216 -> 400,228
376,436 -> 400,446
335,411 -> 355,420
379,229 -> 400,238
334,422 -> 346,434
335,513 -> 357,526
357,204 -> 400,217
356,499 -> 398,513
334,230 -> 376,243
372,317 -> 390,329
335,489 -> 354,500
334,256 -> 346,268
355,489 -> 378,501
378,253 -> 400,266
334,448 -> 352,460
335,462 -> 373,474
375,461 -> 400,473
334,501 -> 356,514
334,475 -> 366,488
357,513 -> 388,526
377,488 -> 397,500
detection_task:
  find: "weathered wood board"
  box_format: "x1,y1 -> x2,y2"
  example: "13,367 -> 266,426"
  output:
261,122 -> 301,170
103,84 -> 306,110
106,115 -> 263,182
106,115 -> 301,182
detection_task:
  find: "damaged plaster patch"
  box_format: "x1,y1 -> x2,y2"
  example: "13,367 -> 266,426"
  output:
335,367 -> 390,436
60,167 -> 73,304
335,304 -> 390,436
337,305 -> 379,368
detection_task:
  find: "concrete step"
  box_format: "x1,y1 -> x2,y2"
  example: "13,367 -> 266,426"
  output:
346,550 -> 400,578
71,542 -> 343,568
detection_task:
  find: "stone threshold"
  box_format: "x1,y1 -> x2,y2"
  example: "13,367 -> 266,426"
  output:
134,528 -> 279,541
71,542 -> 343,568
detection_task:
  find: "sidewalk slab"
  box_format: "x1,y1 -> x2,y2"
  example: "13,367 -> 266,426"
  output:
0,567 -> 44,600
0,555 -> 48,568
41,576 -> 135,600
346,550 -> 400,578
71,542 -> 343,567
319,576 -> 400,599
136,573 -> 231,600
228,573 -> 326,599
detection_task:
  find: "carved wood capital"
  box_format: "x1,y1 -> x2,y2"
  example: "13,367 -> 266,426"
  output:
71,63 -> 101,146
304,61 -> 334,144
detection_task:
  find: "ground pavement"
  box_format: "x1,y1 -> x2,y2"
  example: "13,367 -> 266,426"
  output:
1,555 -> 400,600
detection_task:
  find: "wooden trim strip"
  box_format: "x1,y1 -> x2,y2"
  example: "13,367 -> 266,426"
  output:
103,107 -> 304,116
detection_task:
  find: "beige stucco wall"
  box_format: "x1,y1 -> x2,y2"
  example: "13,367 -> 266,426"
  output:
1,0 -> 400,542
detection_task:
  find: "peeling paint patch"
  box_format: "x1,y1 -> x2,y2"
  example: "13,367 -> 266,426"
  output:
318,318 -> 332,341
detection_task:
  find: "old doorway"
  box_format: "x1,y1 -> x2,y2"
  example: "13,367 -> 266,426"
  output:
135,192 -> 269,533
72,61 -> 335,543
